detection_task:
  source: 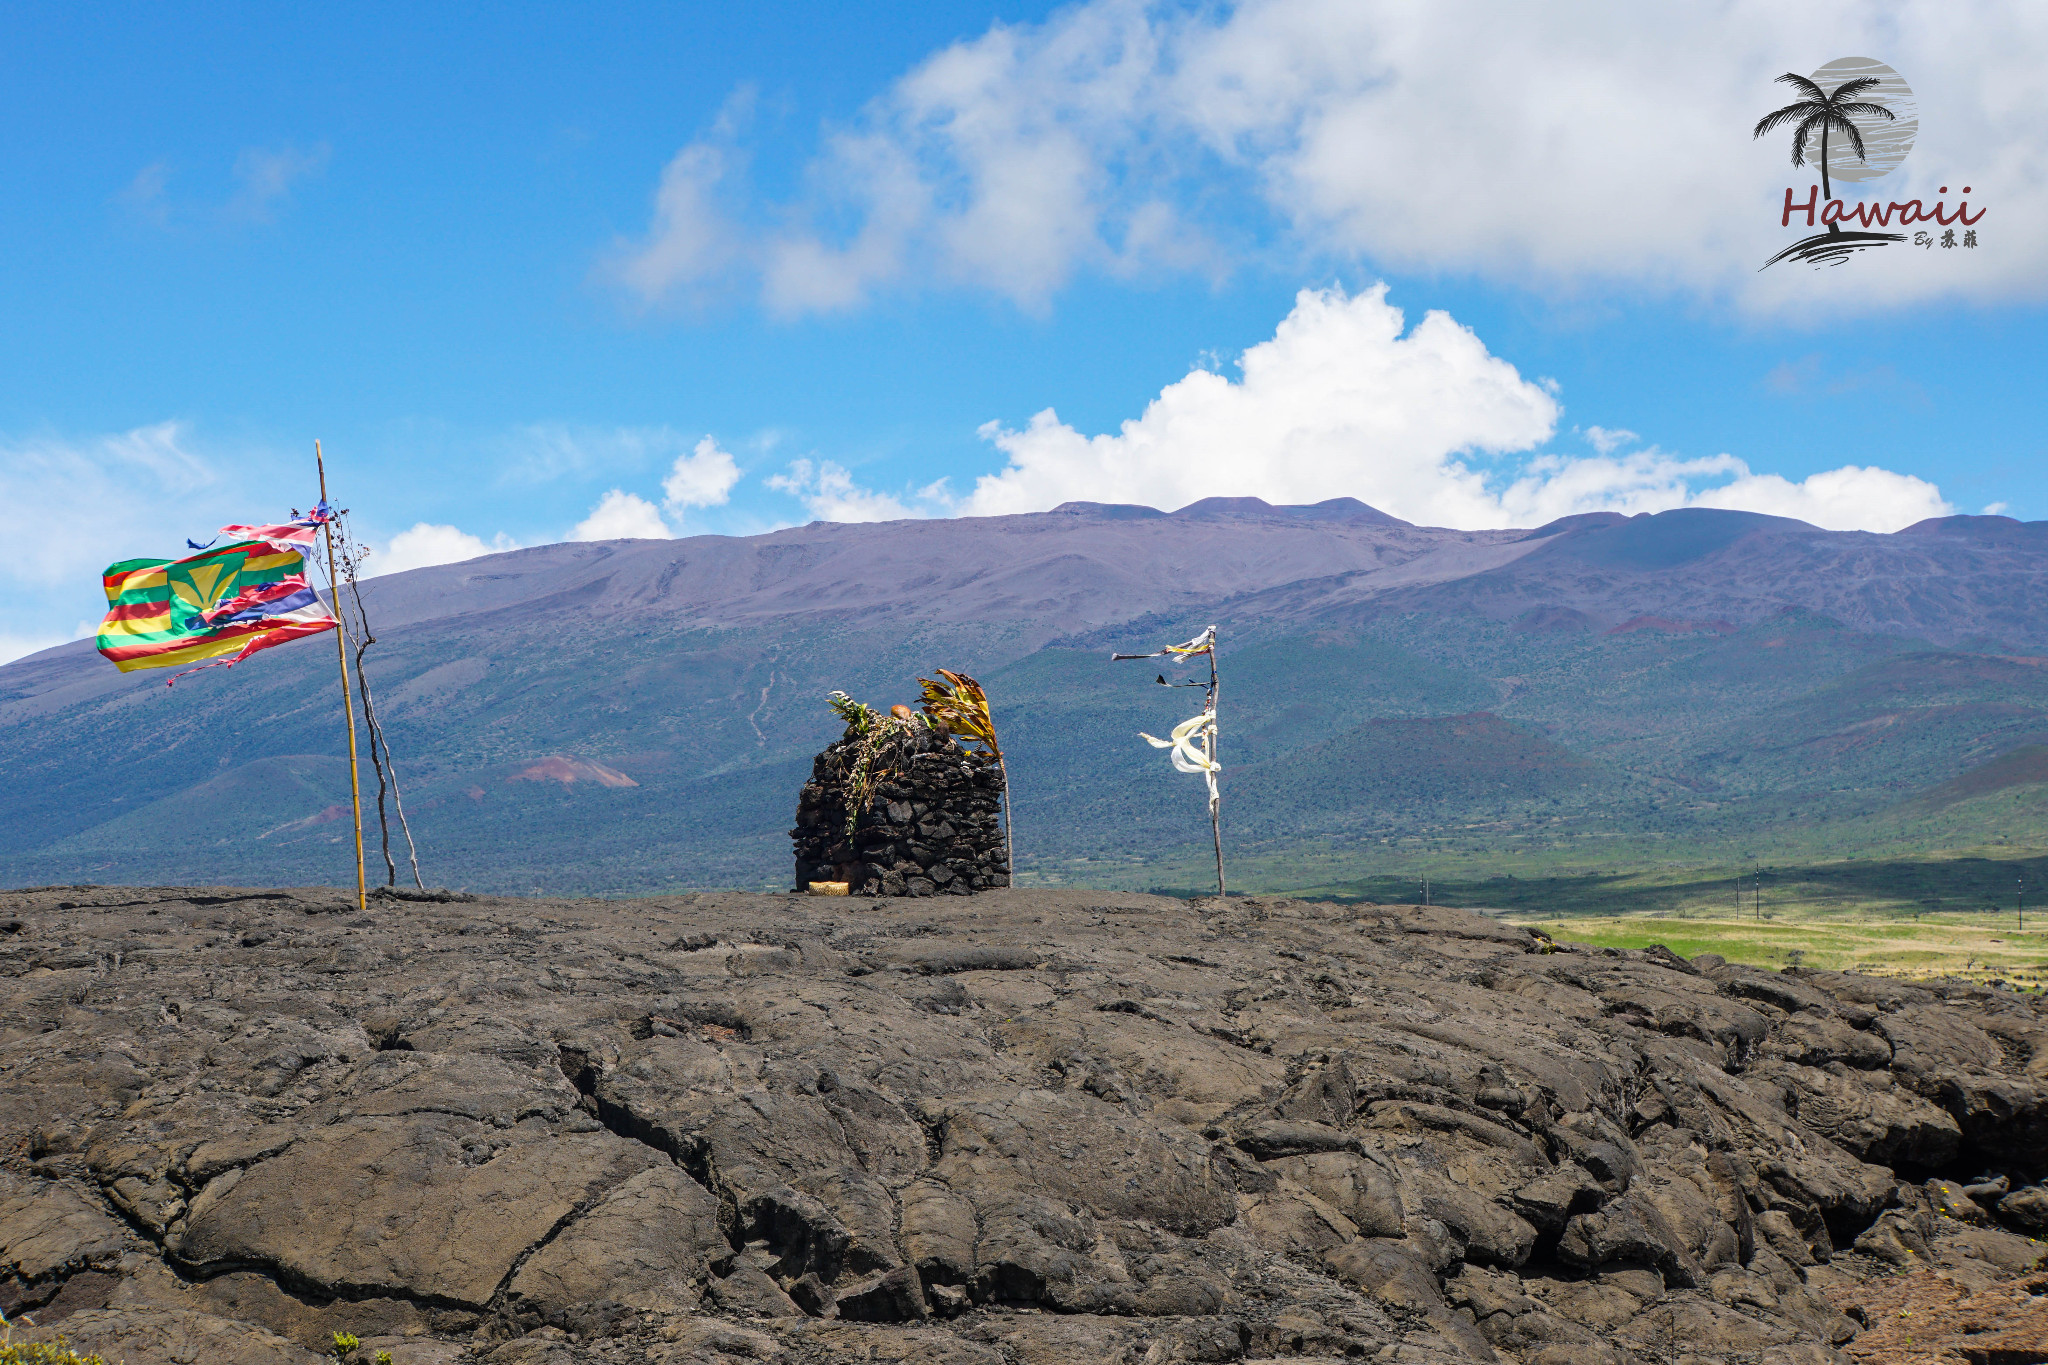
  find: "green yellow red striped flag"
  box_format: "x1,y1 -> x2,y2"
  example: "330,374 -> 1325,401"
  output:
96,512 -> 338,677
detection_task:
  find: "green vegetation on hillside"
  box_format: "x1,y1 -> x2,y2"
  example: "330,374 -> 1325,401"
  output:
11,600 -> 2048,905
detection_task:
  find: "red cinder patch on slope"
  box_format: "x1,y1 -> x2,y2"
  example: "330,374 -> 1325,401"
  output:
508,756 -> 639,788
257,804 -> 351,840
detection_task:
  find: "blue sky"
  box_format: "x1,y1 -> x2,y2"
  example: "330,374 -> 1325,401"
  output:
2,1 -> 2044,661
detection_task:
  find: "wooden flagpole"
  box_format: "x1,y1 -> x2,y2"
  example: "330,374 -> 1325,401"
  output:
315,441 -> 367,913
1112,626 -> 1226,897
1206,632 -> 1224,898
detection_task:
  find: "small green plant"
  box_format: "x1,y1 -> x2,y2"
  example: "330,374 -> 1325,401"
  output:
0,1313 -> 107,1365
374,1353 -> 393,1365
827,690 -> 880,733
331,1332 -> 360,1358
0,1340 -> 109,1365
827,691 -> 911,840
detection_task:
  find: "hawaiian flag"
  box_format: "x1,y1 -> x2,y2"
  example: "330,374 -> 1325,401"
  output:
96,506 -> 338,678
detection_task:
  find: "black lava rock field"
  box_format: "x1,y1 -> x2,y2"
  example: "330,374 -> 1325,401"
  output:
3,884 -> 2045,1364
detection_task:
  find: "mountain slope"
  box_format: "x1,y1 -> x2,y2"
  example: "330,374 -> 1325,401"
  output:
7,501 -> 2048,893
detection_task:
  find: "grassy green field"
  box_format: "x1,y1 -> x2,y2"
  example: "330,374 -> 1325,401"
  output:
1503,911 -> 2048,987
1036,838 -> 2048,987
1273,848 -> 2048,921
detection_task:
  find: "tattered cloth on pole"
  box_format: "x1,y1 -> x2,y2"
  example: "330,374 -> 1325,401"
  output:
96,505 -> 338,679
1111,625 -> 1215,663
1140,709 -> 1220,811
1118,624 -> 1221,810
1113,621 -> 1225,893
182,504 -> 332,554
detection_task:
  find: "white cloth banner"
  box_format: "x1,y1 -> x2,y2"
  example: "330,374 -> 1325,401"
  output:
1140,709 -> 1219,811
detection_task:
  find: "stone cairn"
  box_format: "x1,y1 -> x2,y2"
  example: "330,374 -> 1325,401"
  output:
791,716 -> 1009,896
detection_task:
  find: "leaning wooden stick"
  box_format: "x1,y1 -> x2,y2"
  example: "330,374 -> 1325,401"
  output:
1203,635 -> 1223,897
316,441 -> 368,914
330,514 -> 426,889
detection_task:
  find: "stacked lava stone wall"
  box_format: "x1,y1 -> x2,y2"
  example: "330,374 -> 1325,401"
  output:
791,724 -> 1009,896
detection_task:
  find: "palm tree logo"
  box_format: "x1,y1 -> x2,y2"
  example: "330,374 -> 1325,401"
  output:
1754,60 -> 1918,270
1753,72 -> 1896,232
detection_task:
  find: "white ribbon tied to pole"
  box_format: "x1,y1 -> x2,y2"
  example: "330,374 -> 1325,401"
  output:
1111,625 -> 1215,662
1139,709 -> 1220,810
1114,621 -> 1224,895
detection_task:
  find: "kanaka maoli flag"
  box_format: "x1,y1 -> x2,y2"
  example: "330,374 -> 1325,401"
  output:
95,508 -> 338,676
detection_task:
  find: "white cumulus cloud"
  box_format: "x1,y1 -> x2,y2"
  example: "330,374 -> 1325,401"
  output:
1689,466 -> 1949,532
765,459 -> 952,523
968,285 -> 1557,521
663,435 -> 742,510
560,434 -> 745,539
1485,450 -> 1948,533
571,490 -> 672,541
368,523 -> 517,577
966,284 -> 1950,532
613,0 -> 2048,314
503,424 -> 734,489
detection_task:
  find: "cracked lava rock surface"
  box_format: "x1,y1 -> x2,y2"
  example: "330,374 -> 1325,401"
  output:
2,885 -> 2045,1365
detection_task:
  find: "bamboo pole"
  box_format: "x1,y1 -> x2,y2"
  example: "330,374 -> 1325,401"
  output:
316,442 -> 367,914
